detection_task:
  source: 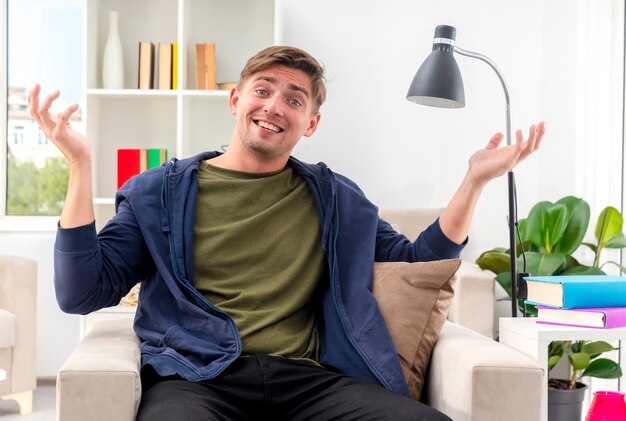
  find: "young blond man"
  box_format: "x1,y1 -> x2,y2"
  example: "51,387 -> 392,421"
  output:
30,46 -> 544,420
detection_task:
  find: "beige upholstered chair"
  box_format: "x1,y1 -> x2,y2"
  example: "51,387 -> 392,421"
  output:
0,255 -> 37,415
56,209 -> 543,420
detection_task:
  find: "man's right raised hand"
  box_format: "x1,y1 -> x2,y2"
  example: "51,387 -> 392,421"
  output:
28,84 -> 95,228
28,83 -> 91,165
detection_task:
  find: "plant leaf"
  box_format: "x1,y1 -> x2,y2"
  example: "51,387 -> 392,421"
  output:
595,207 -> 623,247
605,232 -> 626,249
568,352 -> 590,371
525,203 -> 569,252
525,201 -> 554,250
525,251 -> 567,276
549,341 -> 564,357
544,205 -> 570,251
476,250 -> 510,275
560,265 -> 606,276
581,242 -> 598,253
548,355 -> 561,370
518,218 -> 529,242
582,341 -> 618,358
553,196 -> 590,255
581,358 -> 623,379
495,272 -> 512,299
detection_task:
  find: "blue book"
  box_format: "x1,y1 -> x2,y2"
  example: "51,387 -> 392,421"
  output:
524,275 -> 626,309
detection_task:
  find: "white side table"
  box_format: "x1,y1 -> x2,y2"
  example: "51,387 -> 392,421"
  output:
0,369 -> 6,381
499,317 -> 626,421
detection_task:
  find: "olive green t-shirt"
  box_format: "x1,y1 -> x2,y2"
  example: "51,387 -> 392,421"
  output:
193,161 -> 325,362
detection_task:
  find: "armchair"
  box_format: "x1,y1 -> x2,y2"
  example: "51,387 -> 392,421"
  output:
56,209 -> 543,420
57,313 -> 543,420
0,255 -> 38,415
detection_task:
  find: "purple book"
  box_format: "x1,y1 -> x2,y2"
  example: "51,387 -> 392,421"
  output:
536,306 -> 626,329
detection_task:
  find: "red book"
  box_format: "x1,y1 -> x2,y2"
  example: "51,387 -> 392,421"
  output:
117,149 -> 147,189
536,306 -> 626,329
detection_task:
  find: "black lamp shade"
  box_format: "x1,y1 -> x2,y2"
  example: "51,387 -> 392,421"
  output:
406,46 -> 465,108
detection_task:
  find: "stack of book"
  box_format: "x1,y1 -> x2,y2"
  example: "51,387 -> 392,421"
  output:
138,41 -> 178,90
117,148 -> 168,189
524,275 -> 626,329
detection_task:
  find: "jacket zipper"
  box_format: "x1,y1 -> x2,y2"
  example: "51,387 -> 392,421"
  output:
323,173 -> 391,390
162,163 -> 243,376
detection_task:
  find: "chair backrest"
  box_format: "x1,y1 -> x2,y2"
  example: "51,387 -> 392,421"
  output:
379,208 -> 444,240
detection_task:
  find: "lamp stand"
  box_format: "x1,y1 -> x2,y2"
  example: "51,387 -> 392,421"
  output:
453,46 -> 519,317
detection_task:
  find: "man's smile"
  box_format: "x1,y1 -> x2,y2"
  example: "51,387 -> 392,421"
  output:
255,119 -> 284,133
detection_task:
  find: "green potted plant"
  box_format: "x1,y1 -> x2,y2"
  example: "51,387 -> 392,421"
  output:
546,339 -> 621,420
475,196 -> 626,418
476,196 -> 626,314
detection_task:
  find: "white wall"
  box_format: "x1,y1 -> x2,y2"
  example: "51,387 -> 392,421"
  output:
284,0 -> 625,263
2,0 -> 624,377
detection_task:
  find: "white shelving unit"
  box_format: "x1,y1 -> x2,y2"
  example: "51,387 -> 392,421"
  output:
82,0 -> 281,326
84,0 -> 281,203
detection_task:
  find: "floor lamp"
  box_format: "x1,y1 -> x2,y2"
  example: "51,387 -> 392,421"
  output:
406,25 -> 520,317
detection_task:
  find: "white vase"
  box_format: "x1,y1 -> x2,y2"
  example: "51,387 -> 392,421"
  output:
102,11 -> 124,89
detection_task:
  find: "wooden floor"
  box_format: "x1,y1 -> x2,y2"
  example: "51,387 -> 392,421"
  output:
0,380 -> 55,421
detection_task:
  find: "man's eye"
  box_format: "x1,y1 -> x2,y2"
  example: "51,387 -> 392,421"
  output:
255,89 -> 268,96
289,99 -> 302,107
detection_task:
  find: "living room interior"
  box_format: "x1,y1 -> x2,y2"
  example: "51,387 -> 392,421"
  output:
1,0 -> 625,420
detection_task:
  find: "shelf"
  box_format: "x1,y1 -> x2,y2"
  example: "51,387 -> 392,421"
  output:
86,89 -> 231,98
93,197 -> 115,205
86,88 -> 178,98
84,0 -> 278,221
180,89 -> 230,98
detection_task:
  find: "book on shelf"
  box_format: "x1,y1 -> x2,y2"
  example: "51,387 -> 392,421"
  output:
137,42 -> 155,89
172,42 -> 178,90
195,43 -> 216,90
117,148 -> 168,189
157,43 -> 172,90
118,149 -> 147,189
147,148 -> 168,168
536,306 -> 626,329
524,275 -> 626,309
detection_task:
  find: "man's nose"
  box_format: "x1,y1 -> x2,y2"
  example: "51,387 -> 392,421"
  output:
263,95 -> 283,115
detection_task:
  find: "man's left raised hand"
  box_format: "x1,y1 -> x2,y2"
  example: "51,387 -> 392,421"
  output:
467,121 -> 545,189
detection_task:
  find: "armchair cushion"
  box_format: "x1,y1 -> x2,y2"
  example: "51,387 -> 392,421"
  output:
372,258 -> 461,399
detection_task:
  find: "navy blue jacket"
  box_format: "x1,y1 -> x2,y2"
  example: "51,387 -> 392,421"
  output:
54,151 -> 464,396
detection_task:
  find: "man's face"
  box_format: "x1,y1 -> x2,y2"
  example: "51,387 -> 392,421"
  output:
229,65 -> 320,162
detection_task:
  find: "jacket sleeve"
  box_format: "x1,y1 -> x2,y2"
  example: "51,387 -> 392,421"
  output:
54,196 -> 155,315
374,216 -> 466,263
331,171 -> 465,263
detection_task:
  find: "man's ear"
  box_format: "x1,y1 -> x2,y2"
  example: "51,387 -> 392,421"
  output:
304,113 -> 321,138
229,88 -> 239,115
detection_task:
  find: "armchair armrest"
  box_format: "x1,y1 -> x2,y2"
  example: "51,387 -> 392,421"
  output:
57,318 -> 140,421
0,255 -> 37,395
423,321 -> 543,421
448,261 -> 495,338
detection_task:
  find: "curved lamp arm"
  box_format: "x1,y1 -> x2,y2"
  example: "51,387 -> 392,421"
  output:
454,45 -> 519,317
453,46 -> 512,148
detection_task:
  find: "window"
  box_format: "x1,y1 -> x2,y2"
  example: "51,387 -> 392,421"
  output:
5,0 -> 83,216
11,125 -> 23,145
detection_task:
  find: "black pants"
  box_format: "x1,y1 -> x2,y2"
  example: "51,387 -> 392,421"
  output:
136,354 -> 451,421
